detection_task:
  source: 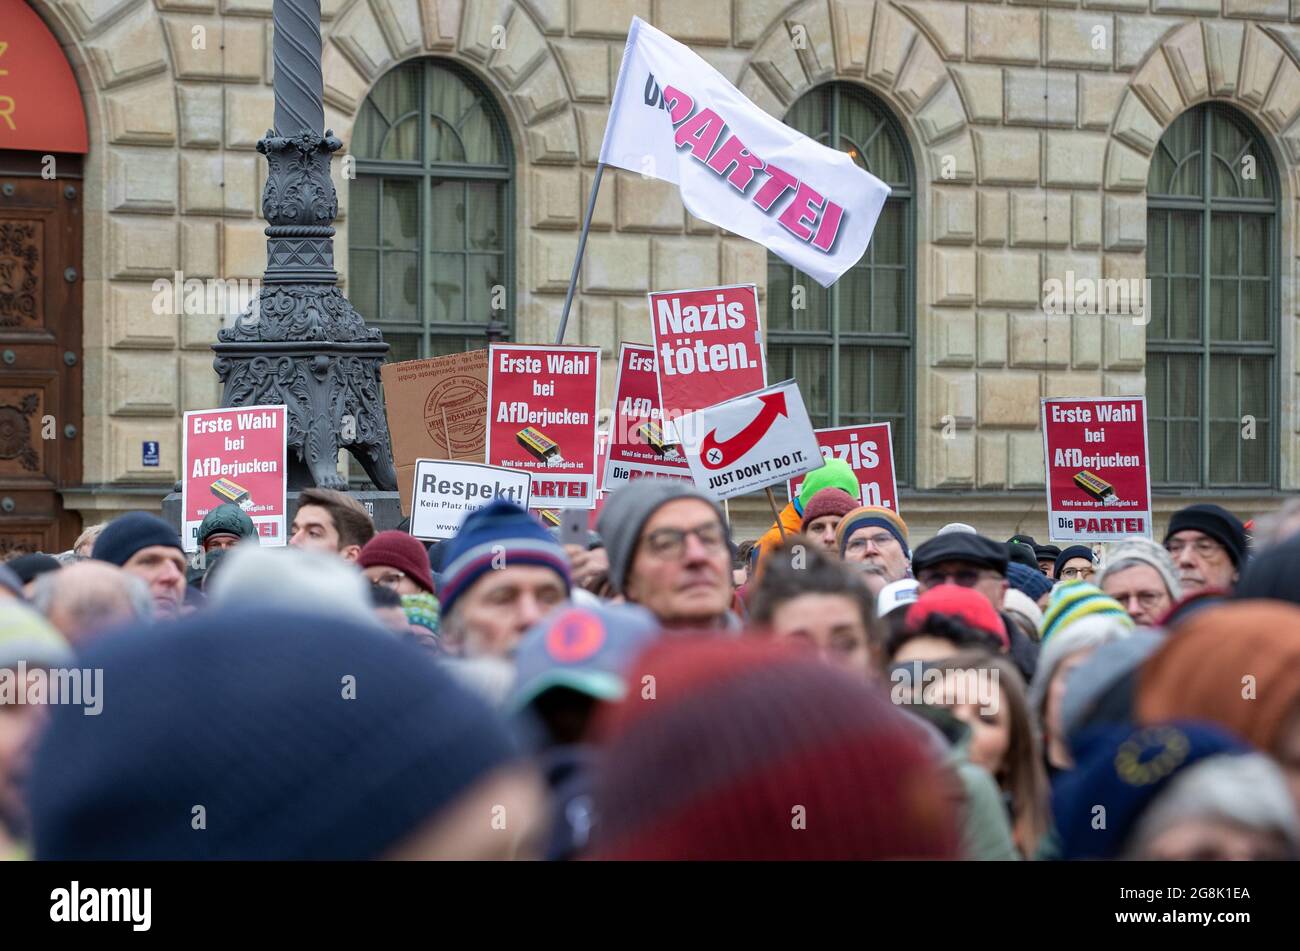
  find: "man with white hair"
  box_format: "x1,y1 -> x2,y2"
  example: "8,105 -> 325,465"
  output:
206,545 -> 382,630
1095,537 -> 1182,627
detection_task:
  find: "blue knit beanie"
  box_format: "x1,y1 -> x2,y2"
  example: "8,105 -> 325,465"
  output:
92,512 -> 182,566
1052,721 -> 1249,860
28,607 -> 517,859
1006,561 -> 1052,602
437,499 -> 571,616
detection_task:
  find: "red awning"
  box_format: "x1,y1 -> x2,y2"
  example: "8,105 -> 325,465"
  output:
0,0 -> 89,154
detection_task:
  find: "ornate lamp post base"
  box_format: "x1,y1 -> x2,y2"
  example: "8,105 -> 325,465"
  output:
211,125 -> 398,492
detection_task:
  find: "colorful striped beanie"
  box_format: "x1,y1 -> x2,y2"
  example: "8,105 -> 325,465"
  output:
1039,580 -> 1134,644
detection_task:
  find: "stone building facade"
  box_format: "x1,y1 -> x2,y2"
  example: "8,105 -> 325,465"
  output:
5,0 -> 1300,546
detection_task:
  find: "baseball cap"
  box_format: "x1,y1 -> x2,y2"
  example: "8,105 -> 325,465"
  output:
508,603 -> 660,712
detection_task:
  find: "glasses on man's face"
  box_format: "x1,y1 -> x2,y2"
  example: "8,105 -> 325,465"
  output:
845,533 -> 898,554
372,570 -> 407,590
643,522 -> 726,560
1166,538 -> 1226,561
1117,590 -> 1165,610
1058,565 -> 1096,580
917,568 -> 996,588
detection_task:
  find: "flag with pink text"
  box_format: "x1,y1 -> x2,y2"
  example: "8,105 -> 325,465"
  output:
599,17 -> 890,287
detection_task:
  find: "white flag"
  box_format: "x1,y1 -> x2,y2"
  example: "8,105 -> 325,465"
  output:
599,17 -> 890,288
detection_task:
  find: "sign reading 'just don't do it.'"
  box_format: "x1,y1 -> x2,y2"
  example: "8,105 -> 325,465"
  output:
486,344 -> 601,510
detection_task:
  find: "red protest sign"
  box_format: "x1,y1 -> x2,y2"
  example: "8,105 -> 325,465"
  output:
487,344 -> 601,509
182,405 -> 287,551
788,423 -> 899,511
649,284 -> 765,433
1042,396 -> 1152,542
603,343 -> 692,490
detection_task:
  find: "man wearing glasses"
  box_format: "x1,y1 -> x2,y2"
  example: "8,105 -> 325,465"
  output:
1162,503 -> 1247,596
1095,537 -> 1181,627
909,533 -> 1038,681
835,505 -> 911,596
358,530 -> 436,596
1053,545 -> 1097,584
598,480 -> 736,630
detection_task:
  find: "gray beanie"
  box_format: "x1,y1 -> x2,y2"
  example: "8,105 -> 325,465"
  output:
1095,536 -> 1182,603
596,478 -> 726,595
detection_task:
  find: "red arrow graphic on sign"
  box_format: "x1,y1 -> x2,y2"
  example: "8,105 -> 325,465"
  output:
700,392 -> 788,470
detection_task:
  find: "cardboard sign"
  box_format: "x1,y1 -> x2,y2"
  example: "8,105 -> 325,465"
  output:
603,343 -> 692,489
1041,396 -> 1153,542
676,379 -> 821,500
788,423 -> 898,511
182,405 -> 287,551
409,459 -> 532,541
381,350 -> 489,517
649,284 -> 765,437
486,344 -> 601,509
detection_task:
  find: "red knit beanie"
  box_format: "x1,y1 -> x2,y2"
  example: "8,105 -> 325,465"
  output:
587,637 -> 960,860
799,487 -> 860,531
905,585 -> 1008,649
357,530 -> 435,593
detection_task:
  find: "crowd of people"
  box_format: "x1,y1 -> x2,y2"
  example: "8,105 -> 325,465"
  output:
3,457 -> 1300,861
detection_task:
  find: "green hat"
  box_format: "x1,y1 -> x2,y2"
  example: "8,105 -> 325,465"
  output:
797,458 -> 859,509
198,503 -> 258,547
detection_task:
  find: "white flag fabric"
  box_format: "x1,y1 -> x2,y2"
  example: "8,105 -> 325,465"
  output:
599,17 -> 890,288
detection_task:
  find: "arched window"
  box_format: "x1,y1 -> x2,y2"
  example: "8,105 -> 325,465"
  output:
765,83 -> 914,482
349,59 -> 514,361
1146,104 -> 1277,487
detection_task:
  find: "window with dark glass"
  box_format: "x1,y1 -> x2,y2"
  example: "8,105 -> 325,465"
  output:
1146,104 -> 1277,488
765,83 -> 914,482
349,59 -> 514,361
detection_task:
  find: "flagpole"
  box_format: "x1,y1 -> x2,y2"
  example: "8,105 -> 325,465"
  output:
554,163 -> 606,345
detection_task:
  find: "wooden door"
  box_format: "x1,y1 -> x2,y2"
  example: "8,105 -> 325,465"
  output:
0,151 -> 83,555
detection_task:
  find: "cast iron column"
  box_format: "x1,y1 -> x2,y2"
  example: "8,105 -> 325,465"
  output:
212,0 -> 397,491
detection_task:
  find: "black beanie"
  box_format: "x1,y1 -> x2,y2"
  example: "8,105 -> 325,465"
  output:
7,552 -> 61,584
91,512 -> 183,567
1164,503 -> 1247,567
1053,545 -> 1096,578
29,607 -> 518,859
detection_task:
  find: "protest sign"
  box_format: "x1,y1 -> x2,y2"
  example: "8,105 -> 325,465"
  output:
676,379 -> 821,500
408,459 -> 531,541
650,284 -> 765,440
380,350 -> 489,516
182,405 -> 287,551
788,423 -> 898,511
1042,396 -> 1152,542
487,344 -> 601,509
600,17 -> 890,287
603,343 -> 692,489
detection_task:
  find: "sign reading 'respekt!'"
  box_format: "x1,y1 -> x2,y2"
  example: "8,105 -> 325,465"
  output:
1041,396 -> 1152,542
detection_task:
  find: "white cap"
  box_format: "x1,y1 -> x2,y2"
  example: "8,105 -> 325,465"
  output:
876,579 -> 919,618
935,522 -> 977,536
